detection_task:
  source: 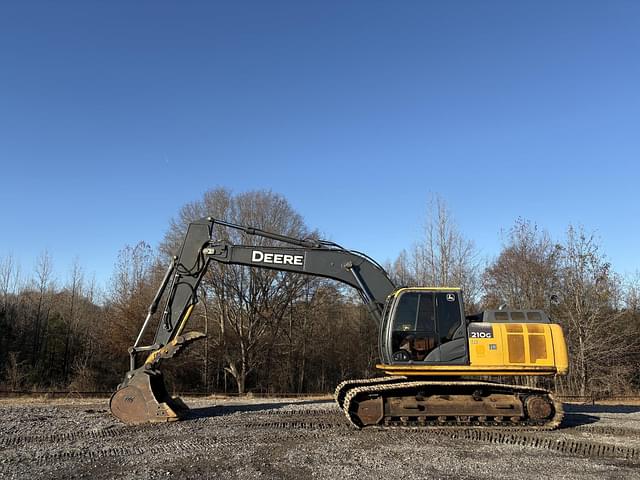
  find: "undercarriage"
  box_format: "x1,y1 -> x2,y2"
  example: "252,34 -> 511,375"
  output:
337,378 -> 563,430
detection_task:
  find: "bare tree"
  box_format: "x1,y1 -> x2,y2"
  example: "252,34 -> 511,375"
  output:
483,218 -> 561,311
161,188 -> 313,393
406,195 -> 481,310
0,255 -> 21,372
0,255 -> 21,310
623,271 -> 640,313
61,259 -> 84,379
4,352 -> 26,391
388,249 -> 415,287
621,272 -> 640,391
557,226 -> 627,395
103,242 -> 158,362
31,251 -> 54,366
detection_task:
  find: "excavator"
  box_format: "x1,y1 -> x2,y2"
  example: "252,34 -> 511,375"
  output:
110,217 -> 569,429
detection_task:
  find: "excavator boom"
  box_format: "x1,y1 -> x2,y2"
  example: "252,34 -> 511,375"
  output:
110,217 -> 395,423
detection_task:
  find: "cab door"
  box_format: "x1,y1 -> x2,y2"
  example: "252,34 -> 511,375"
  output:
387,290 -> 468,365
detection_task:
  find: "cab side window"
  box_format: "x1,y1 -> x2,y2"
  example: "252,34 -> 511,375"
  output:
394,292 -> 419,332
436,292 -> 462,342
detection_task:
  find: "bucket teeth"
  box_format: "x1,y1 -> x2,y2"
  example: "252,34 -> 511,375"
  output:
110,367 -> 188,424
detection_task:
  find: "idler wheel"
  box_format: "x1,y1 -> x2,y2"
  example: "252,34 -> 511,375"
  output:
525,395 -> 553,420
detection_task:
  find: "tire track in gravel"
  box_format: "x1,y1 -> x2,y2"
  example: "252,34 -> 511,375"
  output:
0,425 -> 141,448
572,424 -> 640,437
0,408 -> 339,449
6,422 -> 634,466
0,437 -> 248,469
261,408 -> 339,417
243,417 -> 640,462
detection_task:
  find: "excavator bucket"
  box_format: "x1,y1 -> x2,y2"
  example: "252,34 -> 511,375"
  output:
110,332 -> 206,424
110,368 -> 189,424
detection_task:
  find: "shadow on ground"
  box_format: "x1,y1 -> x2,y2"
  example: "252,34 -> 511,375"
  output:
185,399 -> 331,420
558,403 -> 640,429
559,412 -> 599,428
563,404 -> 640,414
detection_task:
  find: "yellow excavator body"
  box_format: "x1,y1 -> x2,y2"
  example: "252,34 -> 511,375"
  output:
378,321 -> 569,377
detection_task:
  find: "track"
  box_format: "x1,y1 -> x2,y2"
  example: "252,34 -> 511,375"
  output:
341,380 -> 564,429
333,376 -> 407,408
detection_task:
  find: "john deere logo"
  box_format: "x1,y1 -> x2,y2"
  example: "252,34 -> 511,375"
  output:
251,250 -> 304,266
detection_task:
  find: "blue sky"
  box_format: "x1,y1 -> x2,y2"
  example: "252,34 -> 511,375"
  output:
1,1 -> 639,289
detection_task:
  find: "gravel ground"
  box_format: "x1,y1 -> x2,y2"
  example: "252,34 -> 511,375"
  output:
0,397 -> 639,480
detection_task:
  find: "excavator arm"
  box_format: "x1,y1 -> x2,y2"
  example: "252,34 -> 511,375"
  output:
110,217 -> 395,424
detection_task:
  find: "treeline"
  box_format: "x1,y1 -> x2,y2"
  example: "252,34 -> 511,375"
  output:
1,189 -> 638,396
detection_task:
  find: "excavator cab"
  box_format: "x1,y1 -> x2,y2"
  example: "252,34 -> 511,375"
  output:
380,288 -> 468,365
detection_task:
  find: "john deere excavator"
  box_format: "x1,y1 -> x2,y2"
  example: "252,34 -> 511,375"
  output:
110,217 -> 568,429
